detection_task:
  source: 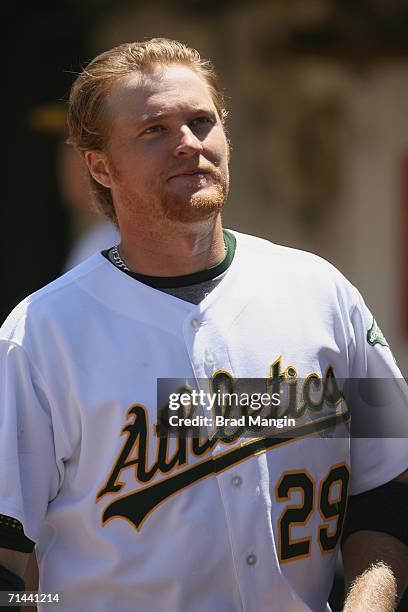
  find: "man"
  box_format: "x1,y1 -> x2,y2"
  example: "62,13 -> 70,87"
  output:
0,38 -> 407,612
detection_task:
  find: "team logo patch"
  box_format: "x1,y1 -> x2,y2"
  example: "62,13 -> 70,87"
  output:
367,318 -> 389,348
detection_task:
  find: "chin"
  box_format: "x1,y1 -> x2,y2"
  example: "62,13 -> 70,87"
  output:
162,185 -> 227,223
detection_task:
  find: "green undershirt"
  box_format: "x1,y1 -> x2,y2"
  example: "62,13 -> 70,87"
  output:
102,230 -> 236,298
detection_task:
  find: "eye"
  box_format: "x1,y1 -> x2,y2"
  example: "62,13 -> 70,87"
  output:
190,116 -> 215,129
143,124 -> 166,135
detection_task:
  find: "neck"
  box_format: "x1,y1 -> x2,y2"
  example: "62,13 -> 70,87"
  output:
117,215 -> 225,277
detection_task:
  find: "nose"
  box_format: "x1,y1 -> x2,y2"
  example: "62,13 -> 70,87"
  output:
173,125 -> 204,157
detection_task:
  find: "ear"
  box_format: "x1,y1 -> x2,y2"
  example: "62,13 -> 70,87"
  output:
84,150 -> 113,189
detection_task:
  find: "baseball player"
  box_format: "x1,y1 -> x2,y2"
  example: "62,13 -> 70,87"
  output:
0,38 -> 407,612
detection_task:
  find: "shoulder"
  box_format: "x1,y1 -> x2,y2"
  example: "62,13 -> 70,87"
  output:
0,253 -> 109,346
231,228 -> 346,274
229,229 -> 360,307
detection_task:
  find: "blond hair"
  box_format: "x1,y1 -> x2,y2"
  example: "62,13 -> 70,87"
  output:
67,38 -> 227,224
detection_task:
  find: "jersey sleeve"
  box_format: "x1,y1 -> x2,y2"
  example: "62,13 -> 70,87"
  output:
0,514 -> 35,552
347,289 -> 408,495
0,340 -> 61,544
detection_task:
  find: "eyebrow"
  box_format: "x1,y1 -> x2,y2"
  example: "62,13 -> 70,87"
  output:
136,108 -> 217,126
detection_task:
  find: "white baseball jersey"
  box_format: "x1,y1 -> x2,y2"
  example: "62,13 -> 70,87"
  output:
0,230 -> 407,612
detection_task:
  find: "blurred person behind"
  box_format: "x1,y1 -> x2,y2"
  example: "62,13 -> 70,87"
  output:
30,103 -> 119,271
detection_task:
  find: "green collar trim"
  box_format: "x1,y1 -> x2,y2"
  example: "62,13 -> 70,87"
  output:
102,229 -> 236,289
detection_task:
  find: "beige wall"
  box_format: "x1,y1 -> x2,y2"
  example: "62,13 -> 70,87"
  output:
343,66 -> 408,370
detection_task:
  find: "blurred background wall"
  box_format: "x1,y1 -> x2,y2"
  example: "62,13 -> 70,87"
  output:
5,0 -> 408,372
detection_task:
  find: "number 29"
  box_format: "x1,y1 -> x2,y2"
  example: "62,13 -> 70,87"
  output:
275,463 -> 350,562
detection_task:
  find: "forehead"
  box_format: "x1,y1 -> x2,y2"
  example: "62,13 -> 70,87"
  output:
105,65 -> 217,127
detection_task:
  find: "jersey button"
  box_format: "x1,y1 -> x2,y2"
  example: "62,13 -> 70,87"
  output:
205,352 -> 215,365
191,318 -> 201,329
231,476 -> 242,487
246,554 -> 257,566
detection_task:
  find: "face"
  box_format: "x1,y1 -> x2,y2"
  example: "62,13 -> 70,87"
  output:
87,64 -> 230,228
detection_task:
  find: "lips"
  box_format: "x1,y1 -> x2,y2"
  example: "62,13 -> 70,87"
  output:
168,169 -> 211,180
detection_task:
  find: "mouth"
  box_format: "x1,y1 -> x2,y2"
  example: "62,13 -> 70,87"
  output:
168,169 -> 212,180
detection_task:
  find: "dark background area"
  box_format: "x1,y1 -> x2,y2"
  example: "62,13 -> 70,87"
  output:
5,2 -> 89,319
